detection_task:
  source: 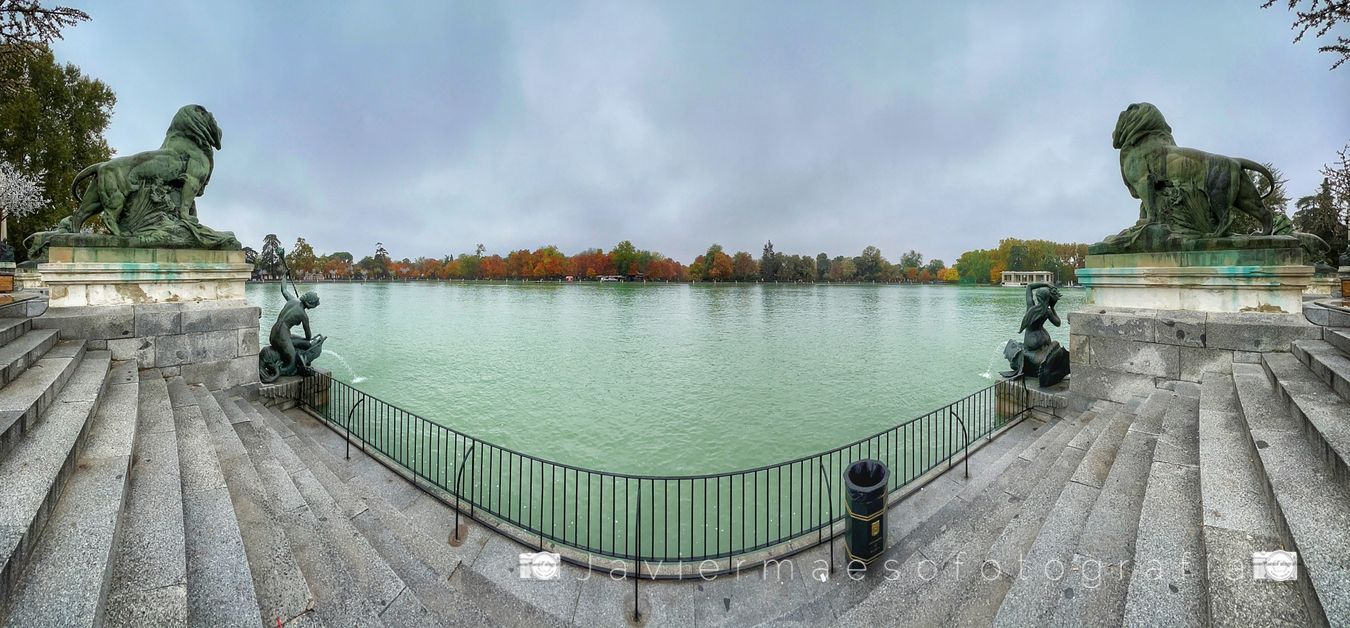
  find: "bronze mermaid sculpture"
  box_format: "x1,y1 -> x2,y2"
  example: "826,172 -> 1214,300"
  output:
1002,282 -> 1070,387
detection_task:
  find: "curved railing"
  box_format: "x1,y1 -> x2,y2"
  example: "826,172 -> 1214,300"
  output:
294,374 -> 1040,573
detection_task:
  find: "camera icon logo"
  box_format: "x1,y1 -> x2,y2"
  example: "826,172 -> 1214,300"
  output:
519,551 -> 561,580
1252,550 -> 1298,581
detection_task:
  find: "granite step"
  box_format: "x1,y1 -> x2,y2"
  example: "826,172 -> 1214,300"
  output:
1327,328 -> 1350,356
1046,390 -> 1167,626
0,318 -> 31,350
833,409 -> 1094,624
0,339 -> 87,462
991,401 -> 1145,627
1234,361 -> 1350,624
0,348 -> 106,618
1292,338 -> 1350,404
1212,366 -> 1310,625
1122,386 -> 1207,626
0,329 -> 58,390
231,399 -> 439,627
2,362 -> 136,627
1262,351 -> 1350,486
103,376 -> 189,626
168,378 -> 262,626
252,403 -> 481,624
219,394 -> 406,627
192,387 -> 315,625
949,404 -> 1120,626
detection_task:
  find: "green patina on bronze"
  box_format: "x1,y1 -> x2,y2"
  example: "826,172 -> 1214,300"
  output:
1092,103 -> 1327,261
25,105 -> 241,258
259,247 -> 325,384
1002,282 -> 1070,387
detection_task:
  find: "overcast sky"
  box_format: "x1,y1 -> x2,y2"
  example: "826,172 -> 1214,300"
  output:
51,1 -> 1349,264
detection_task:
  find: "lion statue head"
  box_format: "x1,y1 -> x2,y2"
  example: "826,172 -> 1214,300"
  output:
1112,102 -> 1175,150
166,104 -> 222,150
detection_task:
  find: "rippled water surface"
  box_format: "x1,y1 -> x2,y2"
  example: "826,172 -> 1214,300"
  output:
247,282 -> 1082,474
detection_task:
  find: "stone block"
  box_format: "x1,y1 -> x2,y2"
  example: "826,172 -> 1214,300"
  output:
1088,337 -> 1179,378
1203,312 -> 1321,352
155,330 -> 238,368
1068,309 -> 1154,343
1179,347 -> 1233,382
180,355 -> 256,390
180,302 -> 259,333
236,328 -> 260,357
134,303 -> 182,337
1070,334 -> 1089,367
1070,365 -> 1161,404
33,305 -> 135,341
109,337 -> 156,369
1233,351 -> 1262,364
1153,310 -> 1206,347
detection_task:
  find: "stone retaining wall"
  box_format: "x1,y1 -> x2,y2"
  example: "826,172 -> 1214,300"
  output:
33,300 -> 260,389
1068,307 -> 1320,405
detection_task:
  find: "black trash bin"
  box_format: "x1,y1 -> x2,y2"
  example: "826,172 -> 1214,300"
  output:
844,458 -> 890,567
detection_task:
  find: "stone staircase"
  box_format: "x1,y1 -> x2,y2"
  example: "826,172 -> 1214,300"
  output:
0,304 -> 489,626
833,320 -> 1350,626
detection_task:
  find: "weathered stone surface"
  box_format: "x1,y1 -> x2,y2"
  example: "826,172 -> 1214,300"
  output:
155,330 -> 238,368
180,301 -> 260,333
0,329 -> 58,388
1122,461 -> 1206,627
1088,337 -> 1179,378
1070,364 -> 1160,404
33,305 -> 135,340
237,327 -> 260,357
1204,311 -> 1320,352
108,336 -> 155,368
1153,309 -> 1207,347
1069,309 -> 1155,342
1179,346 -> 1233,382
180,355 -> 256,391
134,302 -> 182,337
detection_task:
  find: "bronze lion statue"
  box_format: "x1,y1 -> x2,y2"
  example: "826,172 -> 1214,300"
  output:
27,104 -> 238,256
1097,102 -> 1326,259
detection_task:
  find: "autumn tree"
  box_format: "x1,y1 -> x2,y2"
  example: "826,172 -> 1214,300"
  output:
731,251 -> 758,281
289,237 -> 318,278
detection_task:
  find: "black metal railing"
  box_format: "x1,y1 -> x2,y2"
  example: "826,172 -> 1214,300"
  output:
295,374 -> 1039,568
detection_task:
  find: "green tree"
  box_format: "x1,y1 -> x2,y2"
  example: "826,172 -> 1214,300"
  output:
955,249 -> 994,284
853,245 -> 886,280
0,46 -> 115,259
815,252 -> 831,280
1293,178 -> 1346,266
925,258 -> 945,275
610,240 -> 639,275
256,233 -> 281,279
760,240 -> 781,281
899,250 -> 923,271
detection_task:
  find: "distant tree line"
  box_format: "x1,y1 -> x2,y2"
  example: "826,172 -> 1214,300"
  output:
953,239 -> 1090,286
250,237 -> 961,284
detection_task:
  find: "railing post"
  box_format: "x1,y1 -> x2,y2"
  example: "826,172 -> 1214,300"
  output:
951,409 -> 969,479
634,479 -> 642,622
344,397 -> 366,460
453,444 -> 476,542
817,462 -> 833,574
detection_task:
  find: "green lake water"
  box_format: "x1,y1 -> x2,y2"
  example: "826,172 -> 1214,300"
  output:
246,282 -> 1082,476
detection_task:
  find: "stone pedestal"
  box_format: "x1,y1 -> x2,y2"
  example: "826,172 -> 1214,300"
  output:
37,246 -> 251,308
1068,307 -> 1320,404
1340,266 -> 1349,300
1076,245 -> 1313,314
30,244 -> 260,390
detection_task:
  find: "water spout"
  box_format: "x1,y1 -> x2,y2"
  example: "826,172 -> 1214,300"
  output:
321,350 -> 367,384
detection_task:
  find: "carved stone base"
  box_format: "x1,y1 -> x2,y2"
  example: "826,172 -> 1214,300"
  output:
36,246 -> 250,308
1075,247 -> 1313,314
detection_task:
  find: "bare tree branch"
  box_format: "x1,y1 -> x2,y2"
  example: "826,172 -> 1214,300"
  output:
1263,0 -> 1350,69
